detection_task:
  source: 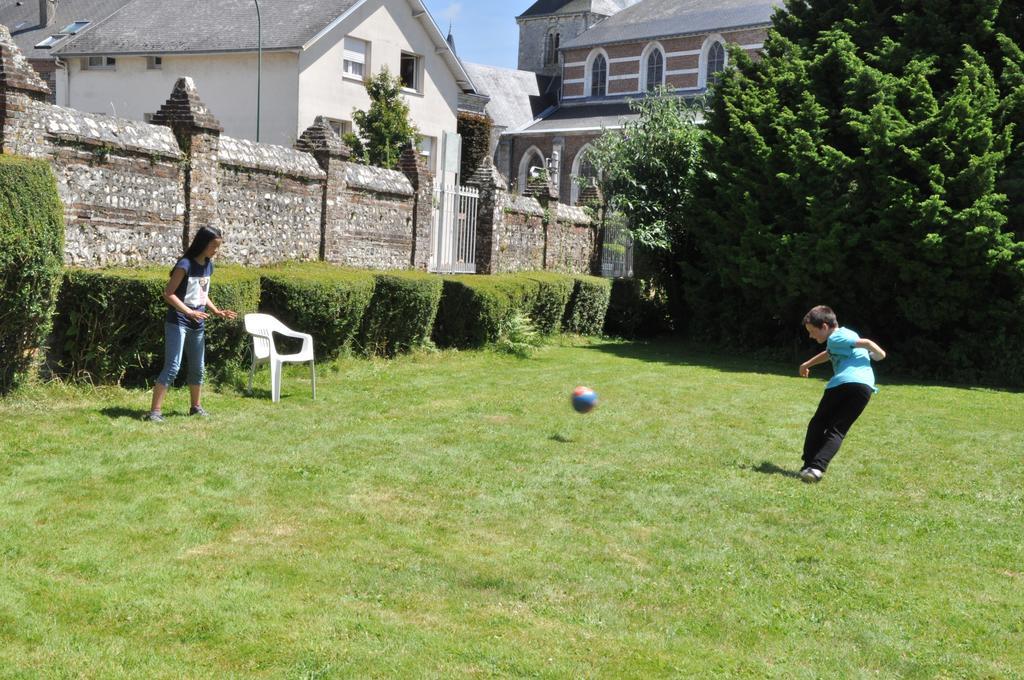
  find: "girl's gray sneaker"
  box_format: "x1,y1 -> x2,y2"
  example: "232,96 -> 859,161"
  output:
189,405 -> 209,417
144,411 -> 165,422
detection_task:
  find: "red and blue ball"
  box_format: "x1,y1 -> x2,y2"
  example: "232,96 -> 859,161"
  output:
571,386 -> 598,413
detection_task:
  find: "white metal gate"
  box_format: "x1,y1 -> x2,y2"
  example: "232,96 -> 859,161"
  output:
429,184 -> 479,274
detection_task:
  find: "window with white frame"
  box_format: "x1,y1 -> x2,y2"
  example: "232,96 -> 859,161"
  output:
82,56 -> 116,70
400,52 -> 421,92
325,118 -> 353,138
706,41 -> 726,85
147,56 -> 162,70
418,136 -> 436,173
645,48 -> 665,91
590,54 -> 607,98
343,36 -> 368,79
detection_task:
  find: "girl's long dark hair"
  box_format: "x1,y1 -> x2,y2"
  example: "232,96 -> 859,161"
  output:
183,226 -> 223,261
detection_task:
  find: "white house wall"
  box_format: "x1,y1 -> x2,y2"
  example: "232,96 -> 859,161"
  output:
298,0 -> 461,176
60,51 -> 300,145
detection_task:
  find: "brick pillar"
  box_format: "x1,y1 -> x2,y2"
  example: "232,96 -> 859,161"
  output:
399,143 -> 434,270
524,172 -> 559,270
0,24 -> 51,153
465,157 -> 509,274
296,116 -> 351,261
151,77 -> 223,249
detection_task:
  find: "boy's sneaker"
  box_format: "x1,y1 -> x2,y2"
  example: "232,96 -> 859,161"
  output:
800,467 -> 823,483
144,411 -> 164,423
189,405 -> 209,417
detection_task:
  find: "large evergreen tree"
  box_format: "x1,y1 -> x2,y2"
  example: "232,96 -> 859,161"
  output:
689,0 -> 1024,384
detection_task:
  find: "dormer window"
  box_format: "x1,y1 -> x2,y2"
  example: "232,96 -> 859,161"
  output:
590,54 -> 607,98
60,21 -> 91,34
544,31 -> 560,66
34,35 -> 63,49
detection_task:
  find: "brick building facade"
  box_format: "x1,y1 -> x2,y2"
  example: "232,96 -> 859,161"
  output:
498,0 -> 775,205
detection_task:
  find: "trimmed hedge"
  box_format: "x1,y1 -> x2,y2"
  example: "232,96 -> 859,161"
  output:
361,271 -> 442,356
0,156 -> 65,394
259,263 -> 376,359
52,265 -> 260,385
521,272 -> 575,335
564,275 -> 611,336
434,275 -> 541,348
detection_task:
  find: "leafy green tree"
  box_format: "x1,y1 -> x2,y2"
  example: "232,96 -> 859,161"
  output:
689,0 -> 1024,384
351,68 -> 419,170
586,90 -> 705,324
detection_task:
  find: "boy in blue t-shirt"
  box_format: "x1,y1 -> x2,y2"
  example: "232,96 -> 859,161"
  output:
798,305 -> 886,482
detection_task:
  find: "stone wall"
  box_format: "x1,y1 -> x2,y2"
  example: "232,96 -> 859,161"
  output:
468,159 -> 596,275
10,99 -> 186,267
332,163 -> 416,269
216,135 -> 325,265
1,25 -> 598,276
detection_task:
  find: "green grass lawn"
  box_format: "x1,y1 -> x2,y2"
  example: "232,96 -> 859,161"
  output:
1,340 -> 1021,678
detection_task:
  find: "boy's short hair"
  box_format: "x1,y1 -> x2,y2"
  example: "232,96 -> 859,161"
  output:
803,305 -> 838,329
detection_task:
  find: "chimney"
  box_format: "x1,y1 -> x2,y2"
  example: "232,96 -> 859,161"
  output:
39,0 -> 56,28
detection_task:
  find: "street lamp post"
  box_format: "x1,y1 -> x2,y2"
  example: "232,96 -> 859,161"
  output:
254,0 -> 262,142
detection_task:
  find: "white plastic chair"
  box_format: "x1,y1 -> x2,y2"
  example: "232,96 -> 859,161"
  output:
244,313 -> 316,402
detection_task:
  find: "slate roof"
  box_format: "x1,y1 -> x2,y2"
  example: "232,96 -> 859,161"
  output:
463,62 -> 557,131
511,94 -> 705,134
52,0 -> 363,55
517,0 -> 635,19
511,100 -> 639,134
562,0 -> 777,49
0,0 -> 132,60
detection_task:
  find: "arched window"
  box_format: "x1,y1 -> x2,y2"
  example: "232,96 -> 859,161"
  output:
570,145 -> 601,205
518,147 -> 546,194
645,48 -> 664,91
590,54 -> 607,97
544,31 -> 560,66
706,41 -> 725,86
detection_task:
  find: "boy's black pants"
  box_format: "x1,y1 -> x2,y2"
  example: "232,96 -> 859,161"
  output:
803,382 -> 873,472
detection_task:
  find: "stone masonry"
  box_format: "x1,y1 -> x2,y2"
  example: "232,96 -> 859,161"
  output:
0,23 -> 598,273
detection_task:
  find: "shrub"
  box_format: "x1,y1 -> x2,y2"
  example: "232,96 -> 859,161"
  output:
434,275 -> 540,348
259,263 -> 375,360
204,265 -> 262,379
52,265 -> 259,385
496,311 -> 543,358
521,272 -> 575,335
603,277 -> 672,339
0,156 -> 65,394
361,272 -> 443,356
564,275 -> 612,335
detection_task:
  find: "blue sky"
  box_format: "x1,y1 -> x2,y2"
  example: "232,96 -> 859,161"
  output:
423,0 -> 537,69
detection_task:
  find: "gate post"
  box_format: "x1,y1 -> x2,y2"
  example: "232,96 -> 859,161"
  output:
399,143 -> 433,270
296,116 -> 350,261
151,77 -> 223,249
0,24 -> 51,154
465,157 -> 506,275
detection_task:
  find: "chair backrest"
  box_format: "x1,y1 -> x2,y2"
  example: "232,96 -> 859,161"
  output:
244,313 -> 284,360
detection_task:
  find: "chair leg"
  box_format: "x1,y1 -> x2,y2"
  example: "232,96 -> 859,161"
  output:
271,360 -> 281,403
248,356 -> 256,395
310,359 -> 316,400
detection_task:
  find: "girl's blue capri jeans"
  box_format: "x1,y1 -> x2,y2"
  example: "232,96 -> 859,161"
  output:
156,322 -> 205,386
